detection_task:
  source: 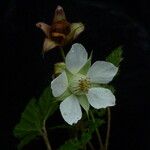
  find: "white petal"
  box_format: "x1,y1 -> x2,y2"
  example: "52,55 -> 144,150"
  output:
86,88 -> 116,109
51,72 -> 68,97
60,95 -> 82,125
65,43 -> 88,74
87,61 -> 118,84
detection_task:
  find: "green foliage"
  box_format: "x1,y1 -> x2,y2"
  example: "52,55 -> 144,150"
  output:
59,117 -> 105,150
106,46 -> 123,67
38,87 -> 58,121
14,87 -> 58,150
17,133 -> 38,150
59,138 -> 80,150
92,108 -> 107,118
59,132 -> 92,150
88,118 -> 105,132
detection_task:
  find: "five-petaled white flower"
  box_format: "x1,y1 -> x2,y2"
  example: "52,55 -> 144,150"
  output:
51,43 -> 118,125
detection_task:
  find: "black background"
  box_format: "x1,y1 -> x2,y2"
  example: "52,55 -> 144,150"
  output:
2,0 -> 150,149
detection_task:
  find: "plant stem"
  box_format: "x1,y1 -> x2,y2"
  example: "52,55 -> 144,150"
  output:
41,121 -> 52,150
88,141 -> 95,150
60,47 -> 65,61
105,108 -> 111,150
90,111 -> 104,150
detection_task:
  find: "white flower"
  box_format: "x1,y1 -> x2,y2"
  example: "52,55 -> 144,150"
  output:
51,43 -> 118,125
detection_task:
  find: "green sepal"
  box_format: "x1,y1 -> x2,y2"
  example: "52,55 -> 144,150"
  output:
13,87 -> 59,149
99,84 -> 115,93
56,88 -> 72,101
77,95 -> 90,115
106,46 -> 123,67
79,51 -> 93,75
65,68 -> 74,82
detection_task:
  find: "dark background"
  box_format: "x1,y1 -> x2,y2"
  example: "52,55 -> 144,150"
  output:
2,0 -> 150,149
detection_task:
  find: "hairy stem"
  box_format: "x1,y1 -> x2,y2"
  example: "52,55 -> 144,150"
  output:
105,107 -> 111,150
90,111 -> 104,150
41,121 -> 52,150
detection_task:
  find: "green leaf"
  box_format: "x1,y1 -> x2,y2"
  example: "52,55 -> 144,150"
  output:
59,138 -> 80,150
14,99 -> 41,149
59,132 -> 92,150
14,87 -> 58,149
38,87 -> 58,121
80,132 -> 92,146
17,134 -> 38,150
106,46 -> 123,67
59,110 -> 105,150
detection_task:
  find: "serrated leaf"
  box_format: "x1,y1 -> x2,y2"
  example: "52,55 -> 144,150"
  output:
106,46 -> 123,67
17,134 -> 38,150
59,112 -> 105,150
14,87 -> 58,149
59,121 -> 96,150
59,131 -> 92,150
14,99 -> 42,149
14,99 -> 42,136
38,87 -> 58,121
59,138 -> 80,150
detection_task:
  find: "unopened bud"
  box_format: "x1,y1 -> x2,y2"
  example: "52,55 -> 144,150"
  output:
54,62 -> 66,76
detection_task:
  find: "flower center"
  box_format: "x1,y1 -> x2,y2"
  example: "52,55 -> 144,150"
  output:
69,74 -> 91,95
78,78 -> 91,93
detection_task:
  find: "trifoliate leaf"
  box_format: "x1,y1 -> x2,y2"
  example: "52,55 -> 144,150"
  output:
106,46 -> 123,67
14,87 -> 58,149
